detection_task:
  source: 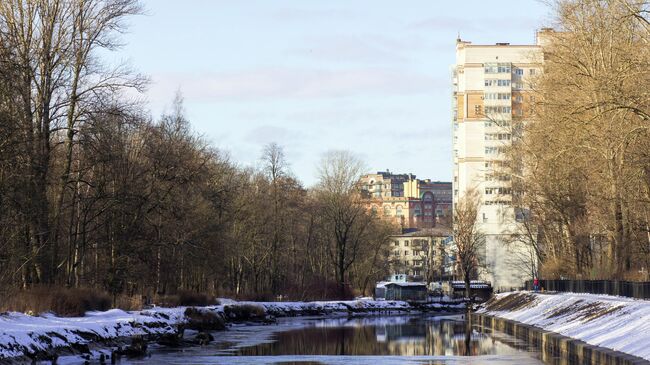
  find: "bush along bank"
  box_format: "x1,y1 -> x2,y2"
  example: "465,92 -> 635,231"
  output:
0,298 -> 465,363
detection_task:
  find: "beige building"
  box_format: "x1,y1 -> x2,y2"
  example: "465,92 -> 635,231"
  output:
361,171 -> 413,198
389,228 -> 452,282
362,172 -> 452,229
452,30 -> 551,290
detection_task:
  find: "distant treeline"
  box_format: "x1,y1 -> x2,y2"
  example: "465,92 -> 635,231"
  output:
0,0 -> 397,305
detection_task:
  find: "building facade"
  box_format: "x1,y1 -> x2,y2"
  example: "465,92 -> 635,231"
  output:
361,170 -> 413,198
452,30 -> 550,290
362,172 -> 452,229
388,228 -> 452,283
404,180 -> 452,225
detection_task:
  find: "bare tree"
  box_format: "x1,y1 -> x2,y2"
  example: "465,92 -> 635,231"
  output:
260,142 -> 288,295
315,150 -> 370,297
453,188 -> 485,303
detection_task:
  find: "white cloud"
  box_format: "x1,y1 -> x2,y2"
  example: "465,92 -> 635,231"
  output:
148,67 -> 444,102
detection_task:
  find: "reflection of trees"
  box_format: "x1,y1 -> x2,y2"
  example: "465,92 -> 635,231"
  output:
235,317 -> 505,357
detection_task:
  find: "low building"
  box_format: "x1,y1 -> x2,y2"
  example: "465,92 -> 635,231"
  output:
388,228 -> 452,282
384,282 -> 428,302
445,280 -> 493,301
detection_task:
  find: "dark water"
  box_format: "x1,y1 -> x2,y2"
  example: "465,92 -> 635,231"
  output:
116,315 -> 561,365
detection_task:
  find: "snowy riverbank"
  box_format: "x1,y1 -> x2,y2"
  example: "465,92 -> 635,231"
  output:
0,298 -> 464,362
477,291 -> 650,361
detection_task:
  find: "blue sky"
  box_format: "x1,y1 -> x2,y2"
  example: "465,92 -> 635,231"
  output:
116,0 -> 551,186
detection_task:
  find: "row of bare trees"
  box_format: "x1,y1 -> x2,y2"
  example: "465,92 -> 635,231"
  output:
0,0 -> 397,302
507,0 -> 650,280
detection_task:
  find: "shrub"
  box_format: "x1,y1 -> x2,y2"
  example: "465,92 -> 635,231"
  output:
223,303 -> 266,320
183,307 -> 225,331
0,287 -> 112,317
296,277 -> 355,301
156,291 -> 218,307
177,291 -> 218,306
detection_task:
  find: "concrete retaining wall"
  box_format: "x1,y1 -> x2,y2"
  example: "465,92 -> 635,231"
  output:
472,313 -> 649,365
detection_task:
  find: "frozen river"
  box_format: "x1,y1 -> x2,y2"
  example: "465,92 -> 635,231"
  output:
114,314 -> 559,365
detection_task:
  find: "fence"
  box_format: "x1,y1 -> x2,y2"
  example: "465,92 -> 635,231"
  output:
525,279 -> 650,299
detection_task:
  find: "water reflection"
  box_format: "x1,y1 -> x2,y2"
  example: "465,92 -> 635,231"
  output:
235,316 -> 529,358
119,315 -> 555,365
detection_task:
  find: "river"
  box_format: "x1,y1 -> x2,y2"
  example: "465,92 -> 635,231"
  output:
115,314 -> 560,365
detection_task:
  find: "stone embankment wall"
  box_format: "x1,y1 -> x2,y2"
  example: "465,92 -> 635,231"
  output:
473,313 -> 648,365
473,291 -> 650,365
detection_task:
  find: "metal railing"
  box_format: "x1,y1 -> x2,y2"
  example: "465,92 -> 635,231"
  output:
525,279 -> 650,299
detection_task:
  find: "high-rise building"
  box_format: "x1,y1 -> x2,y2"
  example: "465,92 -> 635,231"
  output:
452,30 -> 551,290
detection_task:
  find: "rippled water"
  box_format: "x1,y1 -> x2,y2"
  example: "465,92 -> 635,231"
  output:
116,315 -> 560,365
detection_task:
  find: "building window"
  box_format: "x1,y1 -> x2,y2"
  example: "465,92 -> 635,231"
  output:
404,240 -> 409,246
515,69 -> 524,76
396,206 -> 403,216
405,250 -> 410,256
529,69 -> 536,75
484,79 -> 511,87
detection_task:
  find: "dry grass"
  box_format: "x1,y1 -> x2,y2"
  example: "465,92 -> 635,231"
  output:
223,303 -> 266,320
483,292 -> 538,312
548,300 -> 625,322
155,290 -> 218,307
114,294 -> 144,311
0,287 -> 112,317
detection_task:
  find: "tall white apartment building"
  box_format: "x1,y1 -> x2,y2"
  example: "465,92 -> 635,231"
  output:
452,30 -> 550,290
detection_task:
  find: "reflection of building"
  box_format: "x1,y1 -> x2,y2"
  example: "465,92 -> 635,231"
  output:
452,31 -> 550,290
361,171 -> 452,229
388,228 -> 452,281
371,317 -> 504,357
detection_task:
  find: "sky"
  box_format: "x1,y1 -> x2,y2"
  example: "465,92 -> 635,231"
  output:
114,0 -> 552,187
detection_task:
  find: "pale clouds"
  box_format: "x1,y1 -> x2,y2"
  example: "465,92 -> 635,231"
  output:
270,7 -> 357,22
289,34 -> 426,64
149,68 -> 444,102
244,125 -> 307,146
410,16 -> 545,34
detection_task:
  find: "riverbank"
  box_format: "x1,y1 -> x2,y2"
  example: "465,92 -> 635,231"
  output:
0,298 -> 465,363
477,291 -> 650,362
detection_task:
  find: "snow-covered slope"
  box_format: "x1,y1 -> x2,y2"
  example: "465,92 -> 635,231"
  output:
0,298 -> 456,360
0,307 -> 187,359
478,292 -> 650,360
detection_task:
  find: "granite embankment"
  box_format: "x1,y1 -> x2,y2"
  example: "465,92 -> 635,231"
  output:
476,292 -> 650,364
